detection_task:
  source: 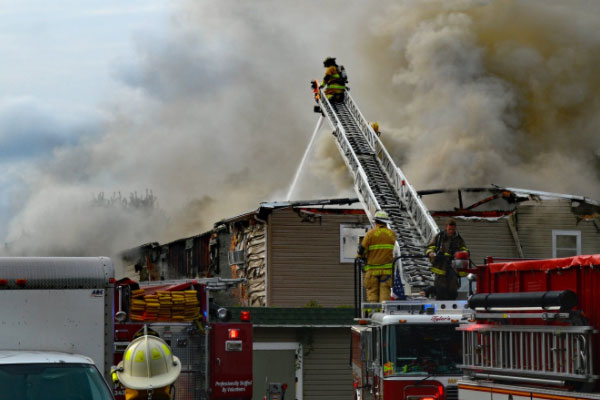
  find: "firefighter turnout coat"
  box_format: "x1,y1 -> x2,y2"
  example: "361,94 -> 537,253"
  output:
425,231 -> 469,277
359,225 -> 397,275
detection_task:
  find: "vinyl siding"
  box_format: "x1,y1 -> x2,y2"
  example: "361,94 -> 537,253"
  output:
302,329 -> 352,400
254,328 -> 353,400
268,208 -> 369,307
516,199 -> 600,258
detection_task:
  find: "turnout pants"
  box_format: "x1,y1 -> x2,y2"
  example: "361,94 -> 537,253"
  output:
434,273 -> 459,301
364,270 -> 392,302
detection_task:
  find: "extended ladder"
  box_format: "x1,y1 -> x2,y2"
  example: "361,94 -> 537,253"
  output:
458,323 -> 598,385
314,89 -> 439,291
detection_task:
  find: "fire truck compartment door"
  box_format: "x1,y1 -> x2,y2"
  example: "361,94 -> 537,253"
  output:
211,323 -> 253,399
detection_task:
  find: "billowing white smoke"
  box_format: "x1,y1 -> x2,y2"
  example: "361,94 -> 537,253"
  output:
2,0 -> 374,258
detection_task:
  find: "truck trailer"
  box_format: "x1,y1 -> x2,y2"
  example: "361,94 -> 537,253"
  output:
0,257 -> 115,399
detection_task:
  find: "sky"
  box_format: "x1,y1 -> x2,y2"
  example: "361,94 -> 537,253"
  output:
0,0 -> 171,239
1,0 -> 599,260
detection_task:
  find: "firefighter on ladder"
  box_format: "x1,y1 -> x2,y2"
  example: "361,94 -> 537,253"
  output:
358,210 -> 397,303
113,335 -> 182,400
371,122 -> 381,137
425,218 -> 469,300
319,57 -> 346,102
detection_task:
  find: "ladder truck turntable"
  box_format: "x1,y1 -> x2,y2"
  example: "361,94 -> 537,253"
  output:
310,68 -> 470,400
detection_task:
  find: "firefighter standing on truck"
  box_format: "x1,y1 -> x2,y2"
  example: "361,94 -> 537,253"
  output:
358,210 -> 396,302
114,335 -> 182,400
425,218 -> 469,301
320,57 -> 346,102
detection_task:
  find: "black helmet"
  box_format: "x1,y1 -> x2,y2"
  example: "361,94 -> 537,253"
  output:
323,57 -> 336,67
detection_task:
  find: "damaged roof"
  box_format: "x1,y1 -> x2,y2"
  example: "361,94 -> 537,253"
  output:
418,185 -> 600,221
214,197 -> 362,226
215,187 -> 600,226
122,187 -> 600,257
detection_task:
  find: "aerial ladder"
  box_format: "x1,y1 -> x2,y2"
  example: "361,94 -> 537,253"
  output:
308,79 -> 439,295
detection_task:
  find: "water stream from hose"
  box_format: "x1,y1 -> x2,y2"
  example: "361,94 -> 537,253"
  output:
286,116 -> 325,201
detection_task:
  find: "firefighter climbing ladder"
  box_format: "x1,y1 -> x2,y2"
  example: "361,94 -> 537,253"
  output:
311,89 -> 439,292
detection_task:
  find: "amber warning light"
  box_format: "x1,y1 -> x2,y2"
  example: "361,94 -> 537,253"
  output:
228,329 -> 240,340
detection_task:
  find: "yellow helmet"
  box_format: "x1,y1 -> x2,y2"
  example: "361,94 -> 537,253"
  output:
374,210 -> 391,224
371,122 -> 379,133
116,335 -> 181,390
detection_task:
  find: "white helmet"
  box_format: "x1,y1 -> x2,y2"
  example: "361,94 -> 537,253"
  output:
374,210 -> 391,224
116,335 -> 181,390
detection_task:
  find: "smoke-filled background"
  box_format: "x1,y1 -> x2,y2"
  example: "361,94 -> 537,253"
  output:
2,0 -> 599,263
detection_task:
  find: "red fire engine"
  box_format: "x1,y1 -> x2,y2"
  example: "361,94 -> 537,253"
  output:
351,249 -> 475,400
351,299 -> 467,400
458,254 -> 600,400
113,277 -> 253,400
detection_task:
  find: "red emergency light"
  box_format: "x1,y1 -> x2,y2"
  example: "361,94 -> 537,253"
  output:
228,329 -> 240,339
15,279 -> 27,287
0,279 -> 7,286
240,310 -> 251,321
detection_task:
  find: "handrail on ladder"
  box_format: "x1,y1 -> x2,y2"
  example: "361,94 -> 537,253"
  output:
345,91 -> 439,245
318,91 -> 381,219
317,89 -> 438,245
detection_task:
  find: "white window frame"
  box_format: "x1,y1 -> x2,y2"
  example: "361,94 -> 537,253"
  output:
253,342 -> 303,400
552,230 -> 581,258
340,224 -> 371,263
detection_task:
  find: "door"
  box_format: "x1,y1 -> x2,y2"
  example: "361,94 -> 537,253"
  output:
253,346 -> 299,400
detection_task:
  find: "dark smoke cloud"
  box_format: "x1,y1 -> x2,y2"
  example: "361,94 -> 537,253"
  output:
353,0 -> 600,198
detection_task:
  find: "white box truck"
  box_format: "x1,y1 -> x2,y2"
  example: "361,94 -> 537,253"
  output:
0,257 -> 115,399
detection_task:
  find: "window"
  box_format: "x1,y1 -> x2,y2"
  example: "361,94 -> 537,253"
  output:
383,324 -> 462,376
340,224 -> 370,263
552,230 -> 581,258
0,363 -> 114,400
228,250 -> 245,266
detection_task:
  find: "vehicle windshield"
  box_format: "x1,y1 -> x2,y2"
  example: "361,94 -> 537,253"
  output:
0,363 -> 114,400
383,324 -> 462,376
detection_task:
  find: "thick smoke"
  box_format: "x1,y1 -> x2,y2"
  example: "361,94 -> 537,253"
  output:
2,0 -> 374,259
351,0 -> 600,197
4,0 -> 600,263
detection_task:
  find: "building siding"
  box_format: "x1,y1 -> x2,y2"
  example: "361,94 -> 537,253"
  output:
268,208 -> 369,307
516,199 -> 600,258
302,329 -> 352,400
